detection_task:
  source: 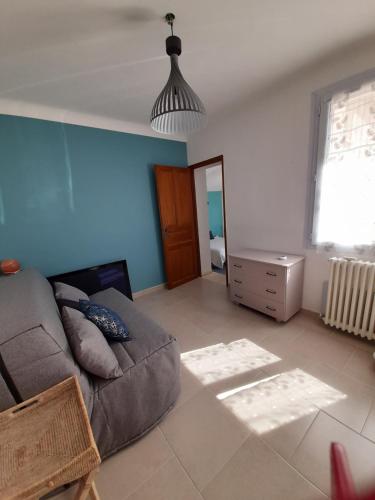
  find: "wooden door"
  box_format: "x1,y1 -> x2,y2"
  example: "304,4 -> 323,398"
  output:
155,165 -> 200,289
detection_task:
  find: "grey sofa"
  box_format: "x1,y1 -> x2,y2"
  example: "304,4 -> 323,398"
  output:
0,268 -> 180,459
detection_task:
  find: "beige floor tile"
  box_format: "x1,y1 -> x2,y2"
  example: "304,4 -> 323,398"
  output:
326,327 -> 375,354
176,323 -> 218,354
175,365 -> 204,409
260,310 -> 309,339
291,411 -> 375,495
306,362 -> 374,432
147,306 -> 218,355
169,297 -> 206,318
309,318 -> 374,355
257,330 -> 308,361
212,315 -> 271,345
343,347 -> 375,387
361,401 -> 375,442
188,307 -> 234,334
52,427 -> 173,500
180,338 -> 281,387
137,286 -> 186,307
202,435 -> 326,500
95,427 -> 173,500
261,349 -> 315,377
203,272 -> 226,284
205,366 -> 269,397
216,366 -> 342,437
292,327 -> 355,371
198,351 -> 320,460
261,350 -> 373,437
261,410 -> 319,460
126,458 -> 203,500
173,278 -> 226,304
160,389 -> 248,491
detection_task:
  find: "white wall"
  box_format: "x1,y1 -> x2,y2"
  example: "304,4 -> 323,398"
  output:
206,165 -> 223,191
188,39 -> 375,312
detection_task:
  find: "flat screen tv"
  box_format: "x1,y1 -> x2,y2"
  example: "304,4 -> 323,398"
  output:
48,260 -> 132,300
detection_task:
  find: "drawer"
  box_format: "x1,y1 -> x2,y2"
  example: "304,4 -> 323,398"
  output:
229,259 -> 286,303
230,257 -> 249,275
230,257 -> 285,284
230,286 -> 248,303
230,286 -> 285,321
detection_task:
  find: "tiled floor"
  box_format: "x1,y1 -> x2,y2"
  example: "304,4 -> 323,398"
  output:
56,273 -> 375,499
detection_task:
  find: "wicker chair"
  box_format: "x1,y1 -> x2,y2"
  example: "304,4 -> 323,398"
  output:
0,377 -> 101,500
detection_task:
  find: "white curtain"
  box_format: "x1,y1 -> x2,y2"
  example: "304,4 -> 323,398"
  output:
313,80 -> 375,250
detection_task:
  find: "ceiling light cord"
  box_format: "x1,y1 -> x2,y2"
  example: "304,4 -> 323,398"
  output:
166,13 -> 175,36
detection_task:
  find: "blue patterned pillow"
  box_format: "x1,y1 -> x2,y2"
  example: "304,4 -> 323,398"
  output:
78,300 -> 130,342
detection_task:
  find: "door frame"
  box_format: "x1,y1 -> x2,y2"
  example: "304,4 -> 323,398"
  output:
189,155 -> 229,286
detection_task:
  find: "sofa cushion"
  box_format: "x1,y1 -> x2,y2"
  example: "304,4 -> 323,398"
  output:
54,282 -> 89,302
62,307 -> 123,379
0,269 -> 68,349
0,325 -> 94,414
0,325 -> 61,373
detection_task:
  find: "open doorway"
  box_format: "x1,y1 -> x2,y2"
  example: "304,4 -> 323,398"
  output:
206,166 -> 225,273
190,155 -> 228,286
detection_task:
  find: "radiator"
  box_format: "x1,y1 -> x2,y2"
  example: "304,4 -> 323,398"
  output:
324,258 -> 375,340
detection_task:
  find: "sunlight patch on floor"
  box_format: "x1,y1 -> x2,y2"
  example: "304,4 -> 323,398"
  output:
216,368 -> 346,434
181,339 -> 281,385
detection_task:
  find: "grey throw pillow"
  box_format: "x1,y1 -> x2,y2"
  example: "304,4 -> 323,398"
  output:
54,282 -> 89,302
62,307 -> 123,379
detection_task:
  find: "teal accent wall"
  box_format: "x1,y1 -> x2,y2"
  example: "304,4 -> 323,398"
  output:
208,191 -> 223,237
0,115 -> 187,292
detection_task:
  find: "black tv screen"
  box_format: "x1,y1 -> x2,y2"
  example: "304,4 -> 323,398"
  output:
48,260 -> 132,300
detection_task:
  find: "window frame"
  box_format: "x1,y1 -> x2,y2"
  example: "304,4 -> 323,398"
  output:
308,67 -> 375,249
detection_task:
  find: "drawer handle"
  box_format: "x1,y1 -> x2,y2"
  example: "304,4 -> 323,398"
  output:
266,305 -> 276,312
234,294 -> 243,299
233,264 -> 242,269
266,271 -> 277,277
234,279 -> 242,284
266,288 -> 276,294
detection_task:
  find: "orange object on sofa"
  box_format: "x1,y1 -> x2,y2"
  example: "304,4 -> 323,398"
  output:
0,259 -> 21,274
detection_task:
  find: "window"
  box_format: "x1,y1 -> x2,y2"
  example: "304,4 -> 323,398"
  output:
311,73 -> 375,249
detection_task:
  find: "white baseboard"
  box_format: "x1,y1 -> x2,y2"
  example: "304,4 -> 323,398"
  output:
301,308 -> 320,317
133,283 -> 166,299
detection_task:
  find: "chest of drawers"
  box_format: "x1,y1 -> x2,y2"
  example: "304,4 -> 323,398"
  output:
229,249 -> 304,322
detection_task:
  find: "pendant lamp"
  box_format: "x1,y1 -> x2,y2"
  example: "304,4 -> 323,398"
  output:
150,13 -> 206,135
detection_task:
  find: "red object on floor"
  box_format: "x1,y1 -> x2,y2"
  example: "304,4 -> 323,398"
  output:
331,443 -> 375,500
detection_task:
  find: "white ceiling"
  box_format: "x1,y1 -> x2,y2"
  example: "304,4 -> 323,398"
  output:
2,1 -> 375,130
206,165 -> 222,191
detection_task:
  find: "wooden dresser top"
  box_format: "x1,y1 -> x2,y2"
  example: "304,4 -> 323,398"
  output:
229,249 -> 304,268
